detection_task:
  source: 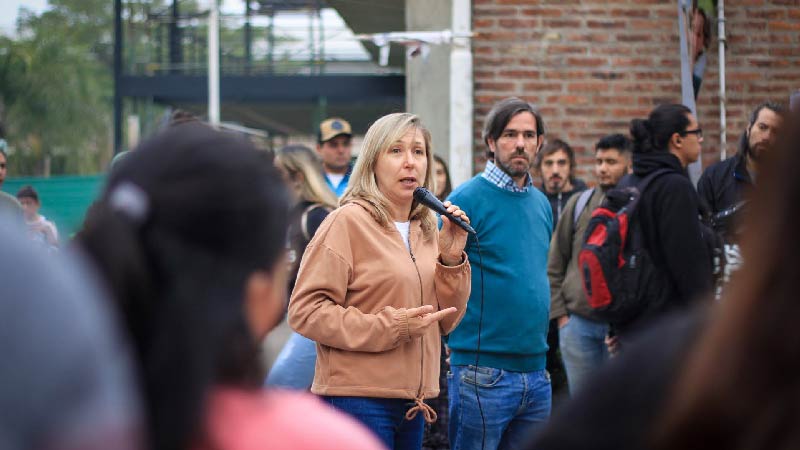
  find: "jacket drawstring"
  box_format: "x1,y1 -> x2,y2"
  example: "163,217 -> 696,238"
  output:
405,394 -> 438,423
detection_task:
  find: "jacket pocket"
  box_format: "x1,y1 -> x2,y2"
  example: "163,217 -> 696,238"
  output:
461,365 -> 503,388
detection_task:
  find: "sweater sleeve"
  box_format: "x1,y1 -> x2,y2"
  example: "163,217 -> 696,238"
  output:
548,193 -> 580,320
435,251 -> 471,335
655,178 -> 713,302
287,226 -> 411,353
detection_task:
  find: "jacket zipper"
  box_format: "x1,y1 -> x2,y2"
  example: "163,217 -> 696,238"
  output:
408,239 -> 426,398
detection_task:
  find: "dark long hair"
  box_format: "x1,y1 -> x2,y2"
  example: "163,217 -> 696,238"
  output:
432,154 -> 453,201
630,104 -> 691,154
78,123 -> 289,450
653,111 -> 800,449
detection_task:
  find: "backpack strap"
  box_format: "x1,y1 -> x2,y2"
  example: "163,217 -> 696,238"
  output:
300,203 -> 331,241
573,188 -> 595,226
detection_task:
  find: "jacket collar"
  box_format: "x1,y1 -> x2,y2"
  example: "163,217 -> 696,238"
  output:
632,152 -> 686,177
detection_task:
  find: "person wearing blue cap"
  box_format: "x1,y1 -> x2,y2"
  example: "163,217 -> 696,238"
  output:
317,117 -> 354,197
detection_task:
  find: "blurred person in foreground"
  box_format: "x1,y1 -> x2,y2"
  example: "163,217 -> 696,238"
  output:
266,145 -> 338,390
526,112 -> 799,450
77,123 -> 383,450
289,113 -> 472,449
0,214 -> 142,450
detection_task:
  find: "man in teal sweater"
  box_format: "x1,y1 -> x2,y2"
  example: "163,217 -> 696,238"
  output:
446,97 -> 553,450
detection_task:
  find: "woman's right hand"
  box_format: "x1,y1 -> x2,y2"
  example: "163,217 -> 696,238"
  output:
406,305 -> 457,338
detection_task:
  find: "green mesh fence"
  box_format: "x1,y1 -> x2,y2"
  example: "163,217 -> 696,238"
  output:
1,175 -> 105,242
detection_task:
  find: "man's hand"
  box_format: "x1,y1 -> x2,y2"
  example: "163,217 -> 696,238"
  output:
406,305 -> 458,338
556,315 -> 570,329
605,333 -> 620,356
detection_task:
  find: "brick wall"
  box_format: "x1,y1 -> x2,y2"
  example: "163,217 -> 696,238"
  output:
472,0 -> 800,183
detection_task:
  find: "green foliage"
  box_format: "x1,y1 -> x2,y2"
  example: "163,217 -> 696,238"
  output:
1,1 -> 113,176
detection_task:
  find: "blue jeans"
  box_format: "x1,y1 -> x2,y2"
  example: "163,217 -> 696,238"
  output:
264,332 -> 316,389
448,365 -> 551,450
322,396 -> 424,450
558,314 -> 609,395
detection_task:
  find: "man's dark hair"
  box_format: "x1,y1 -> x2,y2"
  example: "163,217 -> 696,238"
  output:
596,133 -> 633,157
739,101 -> 787,157
482,97 -> 545,159
630,104 -> 692,154
16,185 -> 38,203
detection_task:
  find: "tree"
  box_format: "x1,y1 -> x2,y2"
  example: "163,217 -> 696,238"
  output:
0,1 -> 113,176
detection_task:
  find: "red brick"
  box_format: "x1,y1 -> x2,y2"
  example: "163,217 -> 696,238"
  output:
542,19 -> 583,28
520,7 -> 563,17
547,45 -> 587,55
546,95 -> 591,105
567,82 -> 608,92
587,20 -> 625,28
610,8 -> 651,18
748,9 -> 786,19
475,82 -> 517,91
770,20 -> 800,31
473,19 -> 496,29
616,34 -> 654,43
522,82 -> 563,91
566,57 -> 607,67
498,18 -> 540,28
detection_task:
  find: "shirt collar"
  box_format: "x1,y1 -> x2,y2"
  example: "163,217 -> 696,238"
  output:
481,160 -> 532,193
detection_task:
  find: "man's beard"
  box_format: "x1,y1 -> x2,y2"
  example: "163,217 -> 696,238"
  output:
748,140 -> 769,161
497,155 -> 530,178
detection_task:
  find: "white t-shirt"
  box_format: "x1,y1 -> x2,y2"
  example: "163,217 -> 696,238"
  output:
394,221 -> 411,250
326,173 -> 345,188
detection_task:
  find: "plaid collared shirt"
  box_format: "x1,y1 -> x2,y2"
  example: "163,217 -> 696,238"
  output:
480,160 -> 533,193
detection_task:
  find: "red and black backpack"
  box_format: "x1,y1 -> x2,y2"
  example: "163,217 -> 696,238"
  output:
578,169 -> 671,325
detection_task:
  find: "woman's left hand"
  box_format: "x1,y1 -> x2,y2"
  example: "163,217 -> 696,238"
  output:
439,201 -> 470,266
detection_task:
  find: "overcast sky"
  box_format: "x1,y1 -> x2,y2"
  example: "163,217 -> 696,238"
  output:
1,0 -> 49,36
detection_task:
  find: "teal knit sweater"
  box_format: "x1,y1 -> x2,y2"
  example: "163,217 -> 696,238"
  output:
446,176 -> 553,372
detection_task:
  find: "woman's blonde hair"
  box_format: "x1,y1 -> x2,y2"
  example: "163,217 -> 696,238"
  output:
341,113 -> 436,239
275,145 -> 338,209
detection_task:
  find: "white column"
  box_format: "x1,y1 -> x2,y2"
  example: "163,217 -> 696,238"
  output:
449,0 -> 473,187
208,0 -> 220,126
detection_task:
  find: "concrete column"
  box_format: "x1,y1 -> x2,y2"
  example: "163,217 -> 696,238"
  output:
406,0 -> 473,187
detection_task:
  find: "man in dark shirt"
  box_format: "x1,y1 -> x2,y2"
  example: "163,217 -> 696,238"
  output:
698,102 -> 785,292
535,139 -> 587,229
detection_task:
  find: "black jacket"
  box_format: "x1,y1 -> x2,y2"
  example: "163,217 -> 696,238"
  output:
540,178 -> 588,230
697,152 -> 752,242
615,152 -> 713,333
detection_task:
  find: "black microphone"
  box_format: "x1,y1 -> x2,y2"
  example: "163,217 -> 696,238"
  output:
413,187 -> 476,235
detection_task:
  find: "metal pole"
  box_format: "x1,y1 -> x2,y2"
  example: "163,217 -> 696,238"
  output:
245,0 -> 252,74
208,0 -> 220,126
113,0 -> 123,154
678,0 -> 701,185
718,0 -> 728,160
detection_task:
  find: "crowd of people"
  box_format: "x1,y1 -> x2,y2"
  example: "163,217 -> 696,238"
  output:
0,91 -> 798,450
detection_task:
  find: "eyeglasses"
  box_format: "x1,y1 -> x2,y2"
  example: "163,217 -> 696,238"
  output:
683,128 -> 703,139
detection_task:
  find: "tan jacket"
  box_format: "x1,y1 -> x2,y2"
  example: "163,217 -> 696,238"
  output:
288,200 -> 470,406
